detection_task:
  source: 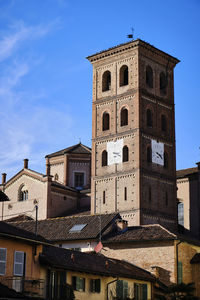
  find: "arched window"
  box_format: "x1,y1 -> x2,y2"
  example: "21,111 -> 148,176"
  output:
19,185 -> 28,201
147,146 -> 152,163
54,173 -> 59,181
102,71 -> 111,92
120,65 -> 128,86
160,72 -> 167,94
123,146 -> 129,162
102,150 -> 108,167
146,109 -> 153,127
120,107 -> 128,126
164,152 -> 168,168
161,115 -> 167,132
146,66 -> 153,88
102,112 -> 110,131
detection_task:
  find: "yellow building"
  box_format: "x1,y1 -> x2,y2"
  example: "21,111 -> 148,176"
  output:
0,220 -> 156,299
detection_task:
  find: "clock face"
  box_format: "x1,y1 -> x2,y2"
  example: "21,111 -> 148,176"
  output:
107,139 -> 123,165
151,140 -> 164,166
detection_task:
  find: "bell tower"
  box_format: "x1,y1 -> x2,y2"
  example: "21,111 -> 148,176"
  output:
87,39 -> 179,230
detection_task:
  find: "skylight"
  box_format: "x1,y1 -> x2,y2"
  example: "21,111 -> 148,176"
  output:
69,224 -> 87,233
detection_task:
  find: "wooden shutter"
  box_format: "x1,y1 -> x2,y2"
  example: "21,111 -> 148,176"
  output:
14,251 -> 25,276
142,284 -> 147,300
0,248 -> 6,275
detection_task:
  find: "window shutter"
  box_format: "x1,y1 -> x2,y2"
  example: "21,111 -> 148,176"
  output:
116,280 -> 123,299
90,279 -> 94,292
14,251 -> 24,276
96,279 -> 101,293
134,283 -> 139,300
142,284 -> 147,300
123,281 -> 128,299
72,276 -> 76,289
0,248 -> 6,275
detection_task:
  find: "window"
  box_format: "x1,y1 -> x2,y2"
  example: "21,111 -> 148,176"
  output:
120,65 -> 128,86
102,150 -> 108,167
124,187 -> 127,201
102,112 -> 110,131
103,191 -> 106,204
146,66 -> 153,88
14,251 -> 25,276
164,152 -> 168,168
90,279 -> 101,293
74,172 -> 84,189
134,283 -> 147,300
178,202 -> 184,226
72,276 -> 85,292
123,146 -> 129,162
146,109 -> 153,127
0,248 -> 6,275
69,224 -> 87,233
165,191 -> 168,206
161,115 -> 167,132
147,146 -> 152,163
102,71 -> 111,92
160,72 -> 167,94
178,261 -> 183,284
116,280 -> 128,299
148,186 -> 151,203
120,107 -> 128,126
19,185 -> 28,201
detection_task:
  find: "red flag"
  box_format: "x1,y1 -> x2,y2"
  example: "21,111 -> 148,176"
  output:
94,242 -> 103,253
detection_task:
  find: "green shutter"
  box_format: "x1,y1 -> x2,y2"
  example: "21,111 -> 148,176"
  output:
72,276 -> 76,290
95,279 -> 101,293
142,284 -> 147,300
134,283 -> 139,300
123,281 -> 128,299
116,280 -> 123,299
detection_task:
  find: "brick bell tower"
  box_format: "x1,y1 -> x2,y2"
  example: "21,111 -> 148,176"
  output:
87,39 -> 179,230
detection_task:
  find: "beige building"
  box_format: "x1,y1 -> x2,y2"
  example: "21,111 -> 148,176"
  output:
177,163 -> 200,239
0,143 -> 91,221
87,39 -> 179,230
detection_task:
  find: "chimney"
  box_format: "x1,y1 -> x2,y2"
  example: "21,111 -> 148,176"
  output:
71,253 -> 75,262
24,159 -> 29,169
2,173 -> 6,184
46,158 -> 50,176
196,162 -> 200,171
116,219 -> 128,231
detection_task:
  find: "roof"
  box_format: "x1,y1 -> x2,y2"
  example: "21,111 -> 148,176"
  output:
87,39 -> 179,64
8,213 -> 119,242
0,221 -> 49,244
102,224 -> 176,244
177,167 -> 198,179
46,143 -> 91,158
39,245 -> 155,282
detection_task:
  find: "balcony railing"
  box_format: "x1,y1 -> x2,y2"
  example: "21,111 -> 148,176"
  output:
0,276 -> 45,298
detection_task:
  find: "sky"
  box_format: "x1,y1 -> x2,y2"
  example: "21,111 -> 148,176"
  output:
0,0 -> 199,180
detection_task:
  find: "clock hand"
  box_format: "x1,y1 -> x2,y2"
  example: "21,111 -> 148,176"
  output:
156,152 -> 163,159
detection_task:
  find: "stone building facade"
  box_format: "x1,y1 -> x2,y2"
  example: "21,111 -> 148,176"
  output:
87,39 -> 179,230
0,143 -> 91,220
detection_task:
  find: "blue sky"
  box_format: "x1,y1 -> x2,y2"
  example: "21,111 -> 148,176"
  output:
0,0 -> 199,179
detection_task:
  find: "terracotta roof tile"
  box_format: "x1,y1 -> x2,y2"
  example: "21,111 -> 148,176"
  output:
176,167 -> 198,178
46,143 -> 91,158
40,245 -> 155,282
9,213 -> 119,242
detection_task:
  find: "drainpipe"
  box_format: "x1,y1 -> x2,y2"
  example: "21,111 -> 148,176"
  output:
176,240 -> 182,284
107,278 -> 118,300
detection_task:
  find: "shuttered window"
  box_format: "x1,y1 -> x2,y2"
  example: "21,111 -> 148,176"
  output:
14,251 -> 25,276
116,280 -> 128,299
134,283 -> 148,300
90,279 -> 101,293
72,276 -> 85,292
0,248 -> 6,275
